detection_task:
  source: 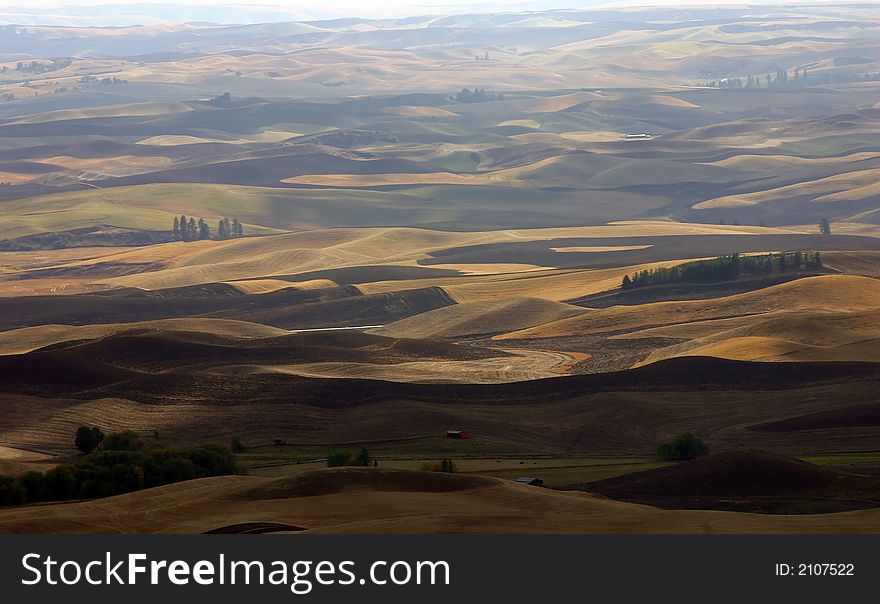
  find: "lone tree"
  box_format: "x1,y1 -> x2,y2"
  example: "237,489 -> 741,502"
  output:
819,217 -> 832,236
657,433 -> 709,461
210,92 -> 232,106
74,426 -> 105,455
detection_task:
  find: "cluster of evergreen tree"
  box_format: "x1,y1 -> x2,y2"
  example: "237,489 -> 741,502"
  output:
0,430 -> 237,507
455,88 -> 504,102
704,66 -> 872,89
621,251 -> 823,290
65,75 -> 125,91
172,215 -> 243,241
217,217 -> 244,240
12,59 -> 71,74
172,215 -> 209,241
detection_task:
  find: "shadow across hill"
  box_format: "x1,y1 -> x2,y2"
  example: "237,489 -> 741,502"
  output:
578,451 -> 880,514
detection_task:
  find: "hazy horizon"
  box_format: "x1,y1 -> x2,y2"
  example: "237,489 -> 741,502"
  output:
0,0 -> 862,26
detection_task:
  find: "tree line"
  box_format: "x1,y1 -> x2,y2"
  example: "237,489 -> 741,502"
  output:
454,88 -> 505,103
5,58 -> 72,74
703,65 -> 875,89
172,215 -> 243,242
0,428 -> 237,507
621,251 -> 823,290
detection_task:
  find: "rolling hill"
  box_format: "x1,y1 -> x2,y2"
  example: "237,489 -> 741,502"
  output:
1,467 -> 879,534
632,308 -> 880,365
1,2 -> 880,534
582,451 -> 880,514
498,275 -> 880,340
373,297 -> 584,339
0,345 -> 877,454
0,318 -> 289,355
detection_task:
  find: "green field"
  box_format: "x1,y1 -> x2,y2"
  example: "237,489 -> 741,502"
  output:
237,438 -> 668,487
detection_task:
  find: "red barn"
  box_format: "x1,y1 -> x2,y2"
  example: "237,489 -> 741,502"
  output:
446,430 -> 470,439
